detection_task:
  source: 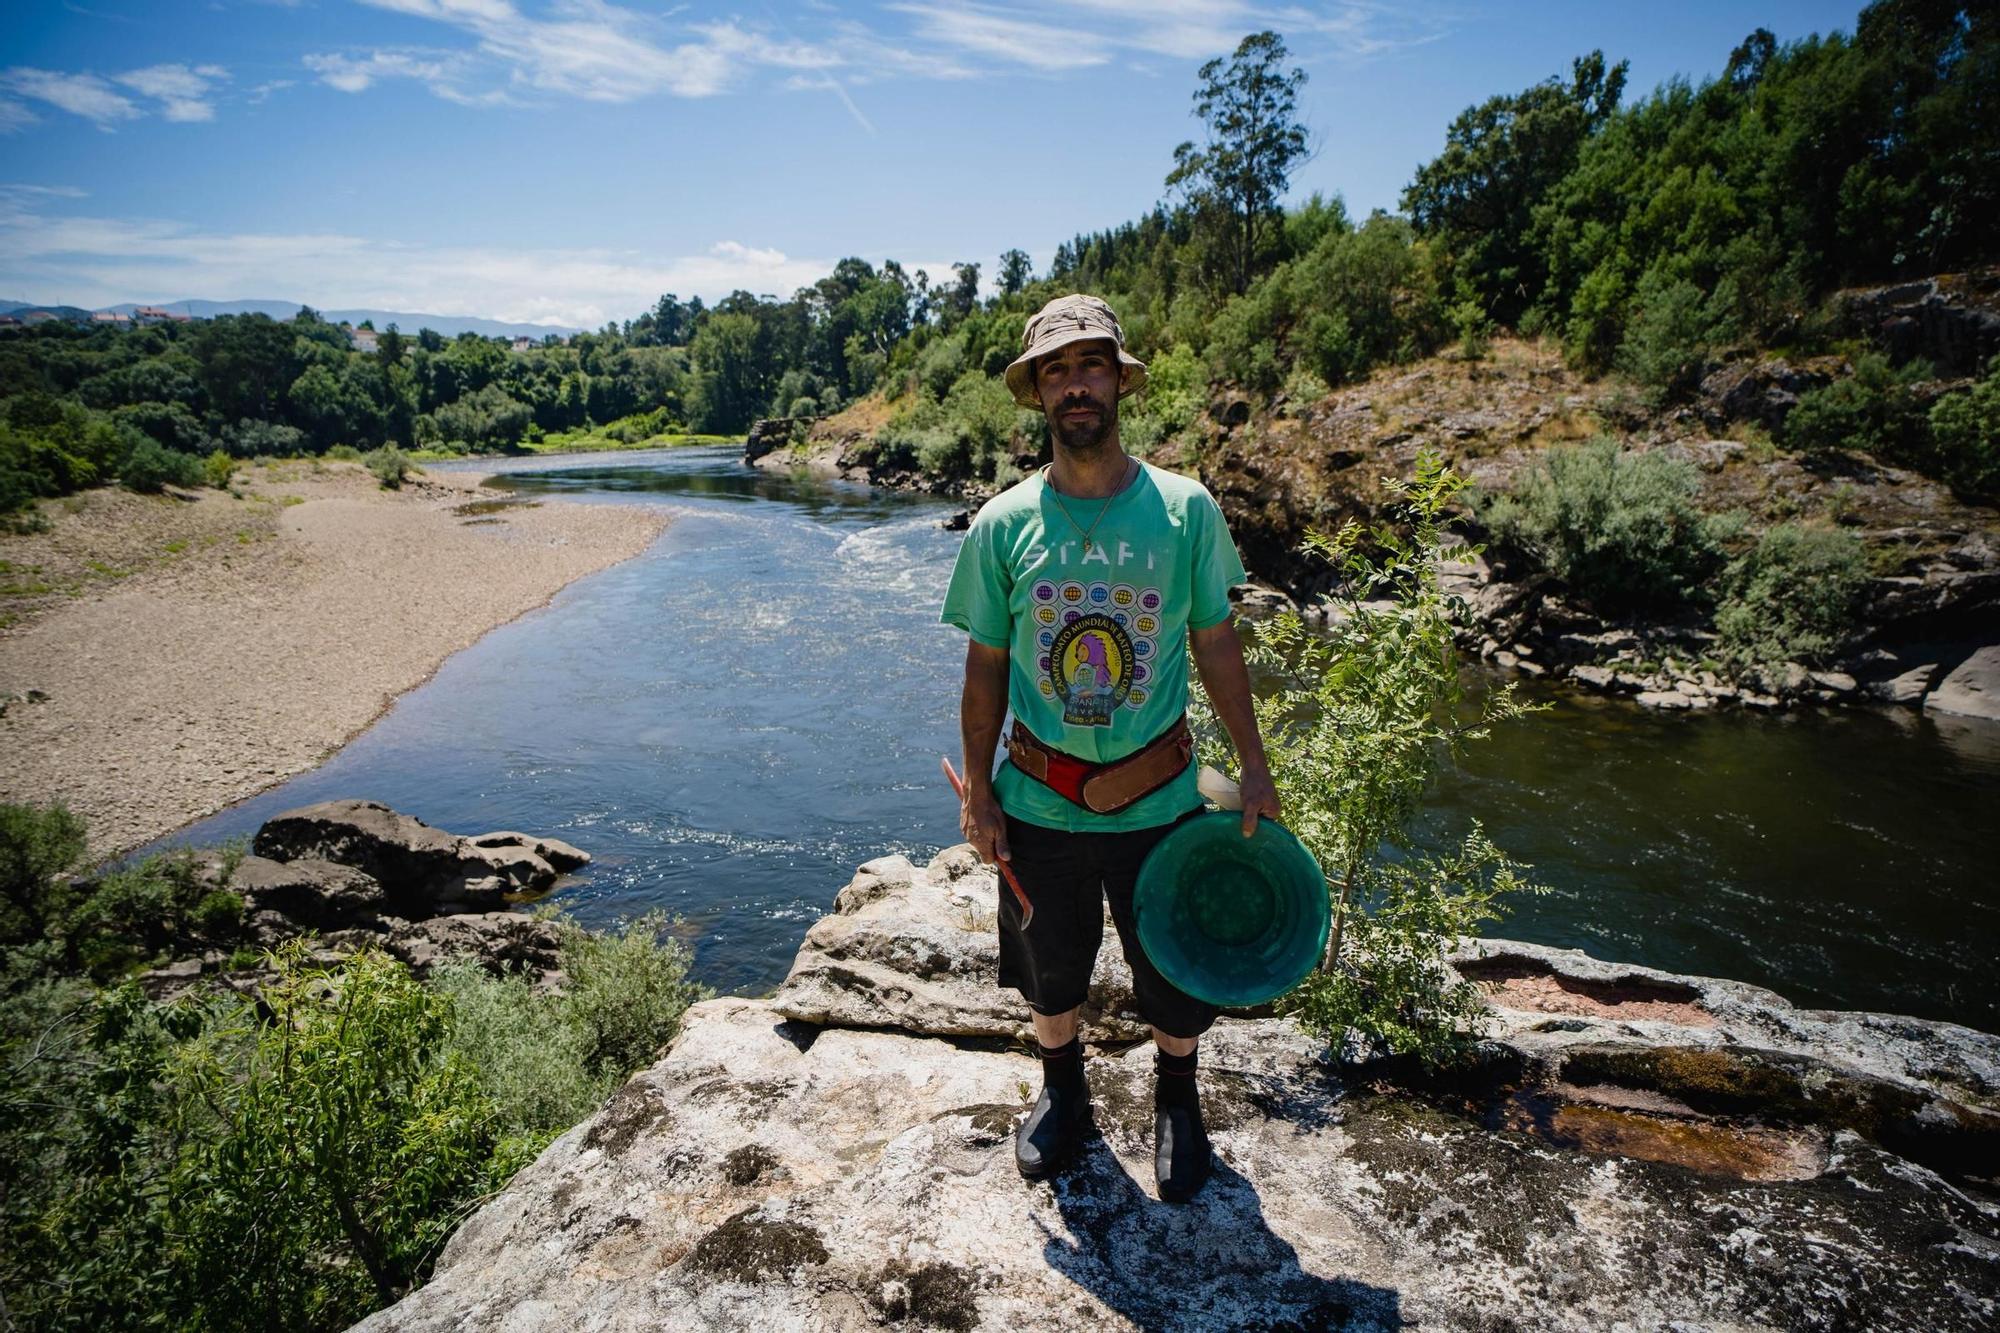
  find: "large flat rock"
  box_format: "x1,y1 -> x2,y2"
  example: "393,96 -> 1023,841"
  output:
770,846 -> 1150,1043
354,847 -> 2000,1332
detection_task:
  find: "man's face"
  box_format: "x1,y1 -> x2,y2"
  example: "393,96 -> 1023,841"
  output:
1035,337 -> 1123,453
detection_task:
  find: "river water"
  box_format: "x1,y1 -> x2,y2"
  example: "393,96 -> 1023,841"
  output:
161,447 -> 2000,1030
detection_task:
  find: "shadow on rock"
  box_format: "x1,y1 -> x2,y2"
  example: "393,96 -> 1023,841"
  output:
1036,1140 -> 1402,1332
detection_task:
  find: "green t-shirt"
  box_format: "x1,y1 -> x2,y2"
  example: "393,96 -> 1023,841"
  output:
940,460 -> 1249,831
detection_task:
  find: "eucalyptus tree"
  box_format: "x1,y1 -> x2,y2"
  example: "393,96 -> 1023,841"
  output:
1166,30 -> 1311,297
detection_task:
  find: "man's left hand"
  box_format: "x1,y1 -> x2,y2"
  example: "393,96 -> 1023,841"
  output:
1237,767 -> 1281,836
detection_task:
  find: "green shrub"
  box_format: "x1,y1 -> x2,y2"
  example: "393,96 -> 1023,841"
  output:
119,437 -> 205,493
170,946 -> 522,1329
1784,353 -> 1932,460
1478,437 -> 1731,612
430,910 -> 706,1140
1928,360 -> 2000,500
1615,273 -> 1736,403
325,443 -> 363,461
559,910 -> 708,1077
67,851 -> 242,978
1197,453 -> 1543,1066
1714,522 -> 1870,669
1,976 -> 187,1328
1139,342 -> 1205,435
0,807 -> 249,977
1452,299 -> 1492,361
202,448 -> 237,489
914,332 -> 968,402
364,444 -> 417,489
0,802 -> 89,947
218,417 -> 307,458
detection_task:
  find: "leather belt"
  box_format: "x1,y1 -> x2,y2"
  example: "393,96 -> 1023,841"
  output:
1006,716 -> 1193,815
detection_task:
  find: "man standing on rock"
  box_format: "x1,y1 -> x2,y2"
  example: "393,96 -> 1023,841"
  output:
941,293 -> 1280,1202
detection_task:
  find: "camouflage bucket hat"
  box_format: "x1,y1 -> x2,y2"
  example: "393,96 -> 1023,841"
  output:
1003,293 -> 1148,409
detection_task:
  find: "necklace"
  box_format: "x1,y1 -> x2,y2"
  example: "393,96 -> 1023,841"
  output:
1042,458 -> 1136,553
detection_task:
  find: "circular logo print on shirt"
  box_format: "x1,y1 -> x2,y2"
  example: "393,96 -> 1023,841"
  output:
1035,604 -> 1058,627
1088,582 -> 1110,605
1062,608 -> 1082,623
1060,582 -> 1085,604
1139,589 -> 1161,611
1112,585 -> 1136,608
1112,611 -> 1129,628
1134,638 -> 1153,658
1038,678 -> 1057,699
1037,628 -> 1055,648
1134,661 -> 1150,684
1048,612 -> 1135,728
1134,613 -> 1159,636
1033,581 -> 1057,603
1127,686 -> 1149,707
1038,654 -> 1051,673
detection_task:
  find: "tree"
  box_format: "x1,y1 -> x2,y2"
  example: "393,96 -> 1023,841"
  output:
941,262 -> 981,327
997,248 -> 1033,296
1165,31 -> 1311,296
378,323 -> 405,366
1403,51 -> 1626,325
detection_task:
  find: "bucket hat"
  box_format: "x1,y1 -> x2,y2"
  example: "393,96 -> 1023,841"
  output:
1003,294 -> 1148,409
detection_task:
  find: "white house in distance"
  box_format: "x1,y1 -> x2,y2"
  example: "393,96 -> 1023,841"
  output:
346,326 -> 380,354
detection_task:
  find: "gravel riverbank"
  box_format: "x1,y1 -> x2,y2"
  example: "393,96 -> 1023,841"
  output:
0,460 -> 667,857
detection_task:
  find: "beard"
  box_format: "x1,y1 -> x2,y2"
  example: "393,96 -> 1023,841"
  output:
1049,398 -> 1113,453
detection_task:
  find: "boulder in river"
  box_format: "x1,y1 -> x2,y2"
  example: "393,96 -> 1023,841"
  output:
252,799 -> 581,913
1925,644 -> 2000,721
352,846 -> 2000,1333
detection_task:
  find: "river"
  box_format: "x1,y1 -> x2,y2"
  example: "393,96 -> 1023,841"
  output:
161,446 -> 2000,1030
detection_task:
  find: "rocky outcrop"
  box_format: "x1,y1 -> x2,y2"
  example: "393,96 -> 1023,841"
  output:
142,801 -> 584,998
1696,356 -> 1838,433
744,416 -> 812,463
354,847 -> 2000,1332
1926,643 -> 2000,720
1841,268 -> 2000,377
770,846 -> 1149,1042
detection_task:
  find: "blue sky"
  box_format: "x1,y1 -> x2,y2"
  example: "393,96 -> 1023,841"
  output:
1,0 -> 1868,327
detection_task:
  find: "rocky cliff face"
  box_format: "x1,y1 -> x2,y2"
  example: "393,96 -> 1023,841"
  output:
353,847 -> 2000,1332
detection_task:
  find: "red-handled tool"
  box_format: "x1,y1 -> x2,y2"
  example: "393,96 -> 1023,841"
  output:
941,756 -> 1034,928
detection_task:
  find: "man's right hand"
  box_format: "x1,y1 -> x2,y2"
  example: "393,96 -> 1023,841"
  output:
961,784 -> 1011,865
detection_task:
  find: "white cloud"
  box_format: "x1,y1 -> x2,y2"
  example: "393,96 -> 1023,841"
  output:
888,0 -> 1444,73
115,63 -> 230,122
1,68 -> 142,127
0,201 -> 835,327
305,50 -> 463,95
2,63 -> 234,128
889,4 -> 1110,71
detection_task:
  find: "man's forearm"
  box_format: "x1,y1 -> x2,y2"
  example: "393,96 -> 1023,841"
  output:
960,641 -> 1010,794
1190,619 -> 1268,774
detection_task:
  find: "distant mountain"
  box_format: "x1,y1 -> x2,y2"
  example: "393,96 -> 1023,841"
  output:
0,298 -> 583,338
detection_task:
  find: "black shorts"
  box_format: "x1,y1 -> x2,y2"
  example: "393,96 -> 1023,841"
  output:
997,807 -> 1218,1040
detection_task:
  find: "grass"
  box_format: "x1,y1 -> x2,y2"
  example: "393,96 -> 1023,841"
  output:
83,560 -> 127,580
163,539 -> 188,555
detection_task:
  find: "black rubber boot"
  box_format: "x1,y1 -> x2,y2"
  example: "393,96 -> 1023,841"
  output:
1153,1102 -> 1212,1202
1015,1081 -> 1092,1179
1153,1047 -> 1211,1203
1017,1037 -> 1091,1179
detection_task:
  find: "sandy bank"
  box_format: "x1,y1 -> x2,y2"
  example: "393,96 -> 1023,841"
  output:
0,461 -> 667,857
